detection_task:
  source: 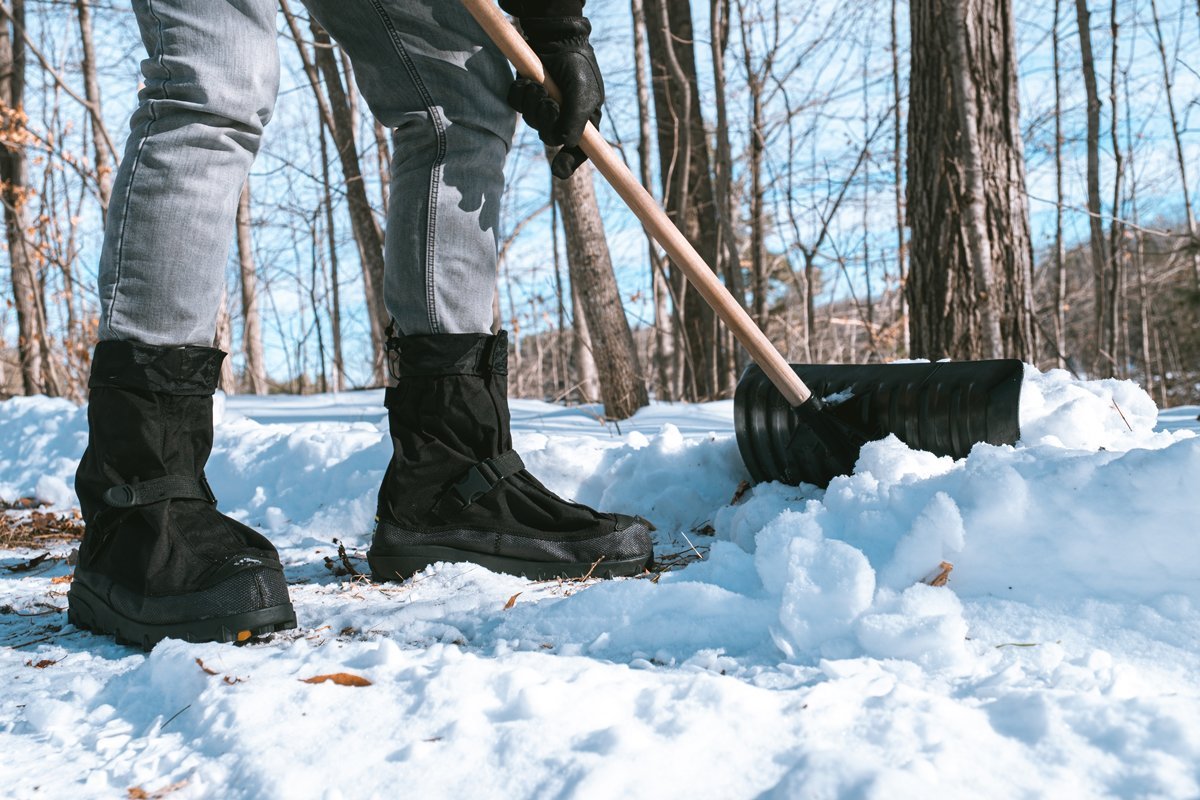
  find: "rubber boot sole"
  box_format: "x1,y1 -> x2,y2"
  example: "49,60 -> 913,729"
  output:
368,546 -> 651,582
67,580 -> 297,651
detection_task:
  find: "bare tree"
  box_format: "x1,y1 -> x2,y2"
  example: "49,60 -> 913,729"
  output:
1149,0 -> 1200,293
891,0 -> 908,357
214,289 -> 237,392
1075,0 -> 1109,374
570,282 -> 600,402
0,0 -> 49,395
74,0 -> 110,214
907,0 -> 1036,360
644,0 -> 726,400
280,1 -> 387,385
1053,0 -> 1068,368
553,161 -> 649,420
236,181 -> 269,395
631,0 -> 675,399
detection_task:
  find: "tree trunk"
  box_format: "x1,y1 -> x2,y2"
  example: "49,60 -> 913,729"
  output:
1106,0 -> 1122,374
308,23 -> 387,385
214,290 -> 237,392
644,0 -> 724,400
281,1 -> 386,385
236,181 -> 269,394
0,0 -> 44,395
891,0 -> 909,357
907,0 -> 1036,361
1150,0 -> 1200,294
553,161 -> 649,420
631,0 -> 675,400
373,120 -> 391,218
1053,0 -> 1068,368
709,0 -> 746,375
74,0 -> 111,215
318,120 -> 345,391
1075,0 -> 1108,375
745,62 -> 767,332
571,283 -> 600,403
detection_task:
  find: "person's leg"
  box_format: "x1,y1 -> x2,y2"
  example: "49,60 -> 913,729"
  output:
302,0 -> 515,334
99,0 -> 281,345
302,0 -> 654,579
70,0 -> 295,648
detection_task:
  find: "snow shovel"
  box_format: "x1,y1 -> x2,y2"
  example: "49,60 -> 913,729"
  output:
465,0 -> 1024,486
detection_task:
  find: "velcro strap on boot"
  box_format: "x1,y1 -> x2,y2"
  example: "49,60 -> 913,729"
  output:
102,475 -> 217,508
434,451 -> 525,516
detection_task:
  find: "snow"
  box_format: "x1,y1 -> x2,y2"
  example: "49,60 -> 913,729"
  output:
2,368 -> 1200,798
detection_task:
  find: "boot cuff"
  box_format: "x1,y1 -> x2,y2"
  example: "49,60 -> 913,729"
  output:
89,341 -> 225,395
387,331 -> 508,378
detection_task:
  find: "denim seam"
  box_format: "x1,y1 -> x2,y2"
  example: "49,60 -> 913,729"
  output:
369,0 -> 449,335
107,0 -> 172,339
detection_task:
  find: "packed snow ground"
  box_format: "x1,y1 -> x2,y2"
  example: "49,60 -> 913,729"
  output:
1,367 -> 1199,799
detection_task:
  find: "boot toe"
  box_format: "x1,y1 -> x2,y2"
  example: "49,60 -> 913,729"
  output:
69,557 -> 296,649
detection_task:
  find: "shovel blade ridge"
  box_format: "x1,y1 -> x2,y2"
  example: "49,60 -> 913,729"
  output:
734,360 -> 1025,486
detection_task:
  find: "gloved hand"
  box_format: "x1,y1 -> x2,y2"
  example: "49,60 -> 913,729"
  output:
500,0 -> 603,179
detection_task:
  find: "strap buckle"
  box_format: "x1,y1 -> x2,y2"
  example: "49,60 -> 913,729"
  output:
101,474 -> 218,508
435,450 -> 525,516
451,464 -> 499,509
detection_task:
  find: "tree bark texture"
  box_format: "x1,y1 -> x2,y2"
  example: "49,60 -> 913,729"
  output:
236,181 -> 269,395
305,18 -> 387,385
643,0 -> 725,400
214,290 -> 237,392
570,282 -> 600,403
74,0 -> 112,216
1074,0 -> 1108,374
631,0 -> 675,400
553,162 -> 649,420
907,0 -> 1036,361
0,0 -> 45,395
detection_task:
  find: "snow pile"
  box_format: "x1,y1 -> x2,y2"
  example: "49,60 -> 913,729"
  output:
2,366 -> 1200,798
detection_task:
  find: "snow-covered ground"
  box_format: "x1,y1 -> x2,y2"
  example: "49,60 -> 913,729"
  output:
2,367 -> 1199,799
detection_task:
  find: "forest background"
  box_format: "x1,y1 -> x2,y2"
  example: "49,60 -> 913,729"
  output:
2,0 -> 1199,417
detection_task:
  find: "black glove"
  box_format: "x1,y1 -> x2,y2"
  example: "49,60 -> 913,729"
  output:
501,1 -> 603,179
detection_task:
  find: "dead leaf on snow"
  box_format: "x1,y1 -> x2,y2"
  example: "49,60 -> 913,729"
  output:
5,553 -> 50,573
50,574 -> 72,585
25,658 -> 59,669
503,592 -> 521,610
923,561 -> 954,587
195,658 -> 218,676
301,672 -> 372,687
126,779 -> 189,799
0,497 -> 40,511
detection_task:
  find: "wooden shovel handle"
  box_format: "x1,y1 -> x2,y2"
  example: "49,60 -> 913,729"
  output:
463,0 -> 812,406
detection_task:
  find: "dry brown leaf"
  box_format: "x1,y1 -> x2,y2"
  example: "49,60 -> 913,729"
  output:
25,658 -> 58,669
126,779 -> 188,799
924,561 -> 954,587
0,497 -> 39,511
195,658 -> 218,676
50,574 -> 72,585
503,592 -> 522,610
730,480 -> 752,505
5,552 -> 49,573
301,672 -> 372,687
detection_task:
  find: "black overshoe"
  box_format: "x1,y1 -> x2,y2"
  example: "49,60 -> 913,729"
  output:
68,341 -> 296,649
368,331 -> 654,581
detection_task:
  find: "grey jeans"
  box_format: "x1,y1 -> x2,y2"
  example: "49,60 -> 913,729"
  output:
99,0 -> 517,346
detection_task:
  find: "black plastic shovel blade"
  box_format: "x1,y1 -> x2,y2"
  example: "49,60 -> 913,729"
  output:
734,360 -> 1025,486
